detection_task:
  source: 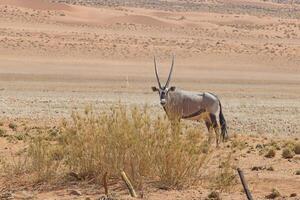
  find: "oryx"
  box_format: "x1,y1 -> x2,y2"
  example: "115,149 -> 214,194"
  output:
151,56 -> 228,146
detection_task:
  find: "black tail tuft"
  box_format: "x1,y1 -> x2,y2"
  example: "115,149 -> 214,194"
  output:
218,100 -> 228,141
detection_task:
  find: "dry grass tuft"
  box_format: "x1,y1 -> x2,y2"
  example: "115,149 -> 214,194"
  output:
265,148 -> 276,158
206,190 -> 221,200
8,122 -> 17,131
265,188 -> 281,199
282,148 -> 294,159
211,153 -> 237,192
3,105 -> 213,189
294,143 -> 300,155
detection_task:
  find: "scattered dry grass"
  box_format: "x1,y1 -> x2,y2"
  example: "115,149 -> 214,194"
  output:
211,153 -> 237,192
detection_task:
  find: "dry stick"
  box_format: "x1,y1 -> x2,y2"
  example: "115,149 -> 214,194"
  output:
237,168 -> 254,200
103,172 -> 108,196
120,171 -> 138,198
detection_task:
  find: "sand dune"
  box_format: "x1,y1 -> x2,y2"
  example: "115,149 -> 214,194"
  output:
0,0 -> 177,27
0,0 -> 71,11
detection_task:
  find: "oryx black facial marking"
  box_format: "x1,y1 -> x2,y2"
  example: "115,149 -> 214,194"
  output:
151,55 -> 228,146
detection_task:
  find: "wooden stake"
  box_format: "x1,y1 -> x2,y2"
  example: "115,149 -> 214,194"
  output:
103,172 -> 108,196
237,168 -> 254,200
120,171 -> 138,198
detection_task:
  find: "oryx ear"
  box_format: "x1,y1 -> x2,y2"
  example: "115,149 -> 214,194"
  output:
151,86 -> 158,92
169,86 -> 176,91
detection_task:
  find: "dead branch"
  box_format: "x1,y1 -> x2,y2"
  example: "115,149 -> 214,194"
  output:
103,172 -> 108,196
120,171 -> 138,198
237,168 -> 253,200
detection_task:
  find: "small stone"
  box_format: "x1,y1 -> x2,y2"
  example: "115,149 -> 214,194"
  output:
290,193 -> 297,197
251,166 -> 263,171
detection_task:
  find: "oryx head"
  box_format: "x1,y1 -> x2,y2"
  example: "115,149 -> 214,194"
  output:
151,55 -> 176,106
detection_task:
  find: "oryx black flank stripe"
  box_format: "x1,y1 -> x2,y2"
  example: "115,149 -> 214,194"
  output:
182,108 -> 206,119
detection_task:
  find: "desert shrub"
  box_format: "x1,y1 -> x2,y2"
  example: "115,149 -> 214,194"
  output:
283,141 -> 295,151
0,128 -> 6,137
231,139 -> 247,150
26,105 -> 211,188
206,191 -> 221,200
267,140 -> 280,150
282,148 -> 294,159
294,143 -> 300,155
265,148 -> 276,158
8,122 -> 17,131
265,188 -> 281,199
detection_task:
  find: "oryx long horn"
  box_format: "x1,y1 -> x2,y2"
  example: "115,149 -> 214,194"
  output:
165,55 -> 174,87
154,56 -> 162,89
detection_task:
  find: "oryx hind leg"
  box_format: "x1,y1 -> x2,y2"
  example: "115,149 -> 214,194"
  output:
205,120 -> 214,143
209,113 -> 220,147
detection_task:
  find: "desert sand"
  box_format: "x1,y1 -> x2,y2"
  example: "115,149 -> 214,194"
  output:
0,0 -> 300,199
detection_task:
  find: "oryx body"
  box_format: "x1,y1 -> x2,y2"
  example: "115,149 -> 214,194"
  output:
151,56 -> 228,145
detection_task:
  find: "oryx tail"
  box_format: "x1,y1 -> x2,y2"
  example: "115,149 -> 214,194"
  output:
218,100 -> 228,140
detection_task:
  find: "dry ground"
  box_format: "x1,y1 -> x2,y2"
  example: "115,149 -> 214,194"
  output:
0,0 -> 300,199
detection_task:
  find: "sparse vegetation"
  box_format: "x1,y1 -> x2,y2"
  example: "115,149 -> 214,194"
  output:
212,154 -> 237,192
282,148 -> 294,159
